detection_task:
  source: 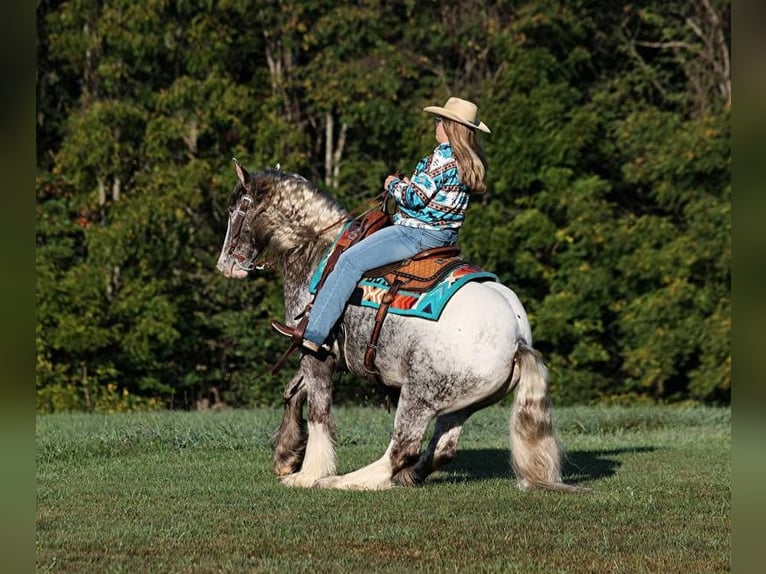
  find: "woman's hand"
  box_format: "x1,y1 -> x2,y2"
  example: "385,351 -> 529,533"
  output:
384,173 -> 408,190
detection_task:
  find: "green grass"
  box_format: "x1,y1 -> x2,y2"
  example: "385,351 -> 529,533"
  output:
37,405 -> 730,573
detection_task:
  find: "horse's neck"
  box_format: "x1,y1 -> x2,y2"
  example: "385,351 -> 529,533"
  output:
280,230 -> 334,320
266,176 -> 347,253
269,175 -> 347,317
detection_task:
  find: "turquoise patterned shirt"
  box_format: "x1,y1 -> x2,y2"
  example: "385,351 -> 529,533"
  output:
387,142 -> 469,230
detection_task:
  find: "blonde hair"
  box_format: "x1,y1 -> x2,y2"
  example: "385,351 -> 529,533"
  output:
443,120 -> 489,193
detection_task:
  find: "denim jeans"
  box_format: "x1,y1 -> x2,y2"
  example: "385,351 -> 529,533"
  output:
304,224 -> 458,344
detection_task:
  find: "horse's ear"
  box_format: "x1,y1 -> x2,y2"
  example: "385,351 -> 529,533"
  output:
232,158 -> 249,188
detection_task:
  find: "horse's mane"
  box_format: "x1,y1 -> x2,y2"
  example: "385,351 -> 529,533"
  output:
251,169 -> 349,262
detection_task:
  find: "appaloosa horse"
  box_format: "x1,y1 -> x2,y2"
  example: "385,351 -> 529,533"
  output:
217,159 -> 575,491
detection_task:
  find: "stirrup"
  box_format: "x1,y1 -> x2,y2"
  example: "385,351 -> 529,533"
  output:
270,339 -> 331,374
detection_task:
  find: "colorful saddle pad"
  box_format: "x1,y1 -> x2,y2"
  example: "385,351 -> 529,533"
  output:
308,223 -> 498,321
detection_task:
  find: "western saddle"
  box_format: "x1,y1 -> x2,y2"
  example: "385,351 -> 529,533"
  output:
273,209 -> 465,392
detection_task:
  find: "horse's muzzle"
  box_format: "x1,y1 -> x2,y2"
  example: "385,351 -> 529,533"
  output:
217,257 -> 249,279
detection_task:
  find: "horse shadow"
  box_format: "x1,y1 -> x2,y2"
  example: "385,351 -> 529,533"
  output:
431,446 -> 657,485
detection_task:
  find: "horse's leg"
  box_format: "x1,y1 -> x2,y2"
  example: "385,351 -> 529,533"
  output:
280,354 -> 338,488
395,410 -> 470,486
403,357 -> 526,485
272,372 -> 307,477
314,390 -> 434,490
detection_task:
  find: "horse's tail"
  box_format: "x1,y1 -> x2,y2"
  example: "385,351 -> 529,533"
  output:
509,342 -> 587,493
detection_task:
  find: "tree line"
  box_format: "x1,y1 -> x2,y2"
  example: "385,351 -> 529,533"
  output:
36,0 -> 730,411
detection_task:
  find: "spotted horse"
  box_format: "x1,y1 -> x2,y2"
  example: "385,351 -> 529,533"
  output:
216,159 -> 583,492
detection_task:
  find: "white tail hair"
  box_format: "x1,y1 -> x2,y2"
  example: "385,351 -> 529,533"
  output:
509,343 -> 571,491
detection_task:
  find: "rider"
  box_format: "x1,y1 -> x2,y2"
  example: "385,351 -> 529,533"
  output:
272,96 -> 491,353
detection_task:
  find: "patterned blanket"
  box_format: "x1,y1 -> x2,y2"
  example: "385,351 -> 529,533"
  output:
308,223 -> 498,320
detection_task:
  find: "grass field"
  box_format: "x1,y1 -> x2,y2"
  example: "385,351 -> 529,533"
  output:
36,405 -> 730,573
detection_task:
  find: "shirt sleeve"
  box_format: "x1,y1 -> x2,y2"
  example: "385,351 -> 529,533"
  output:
387,154 -> 441,210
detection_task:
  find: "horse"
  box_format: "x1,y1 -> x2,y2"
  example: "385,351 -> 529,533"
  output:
216,159 -> 576,491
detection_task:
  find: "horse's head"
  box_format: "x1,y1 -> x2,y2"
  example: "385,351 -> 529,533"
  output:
216,159 -> 349,279
216,159 -> 272,279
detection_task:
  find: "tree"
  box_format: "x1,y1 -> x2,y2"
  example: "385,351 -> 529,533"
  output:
36,0 -> 730,410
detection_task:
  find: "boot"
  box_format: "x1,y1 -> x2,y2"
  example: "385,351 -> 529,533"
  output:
271,318 -> 324,353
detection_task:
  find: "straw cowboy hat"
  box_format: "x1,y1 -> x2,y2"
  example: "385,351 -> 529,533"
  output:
423,97 -> 491,133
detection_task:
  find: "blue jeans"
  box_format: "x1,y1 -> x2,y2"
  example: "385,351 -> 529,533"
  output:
304,224 -> 458,344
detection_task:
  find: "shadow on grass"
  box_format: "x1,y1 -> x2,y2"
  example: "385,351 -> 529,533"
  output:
432,446 -> 657,485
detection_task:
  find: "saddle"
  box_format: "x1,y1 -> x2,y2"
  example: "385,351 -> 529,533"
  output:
292,208 -> 465,391
358,244 -> 463,387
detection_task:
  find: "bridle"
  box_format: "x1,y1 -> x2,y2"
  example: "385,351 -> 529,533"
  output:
226,191 -> 268,271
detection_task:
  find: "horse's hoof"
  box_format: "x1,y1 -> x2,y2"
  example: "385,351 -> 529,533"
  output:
274,462 -> 298,477
279,472 -> 316,488
313,476 -> 393,491
312,476 -> 343,489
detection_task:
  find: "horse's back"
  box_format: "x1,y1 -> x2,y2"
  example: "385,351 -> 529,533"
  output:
434,280 -> 525,340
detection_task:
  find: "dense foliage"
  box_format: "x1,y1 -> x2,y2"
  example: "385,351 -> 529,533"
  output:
36,0 -> 730,411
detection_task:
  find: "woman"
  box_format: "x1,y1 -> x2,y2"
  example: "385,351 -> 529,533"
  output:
272,96 -> 490,352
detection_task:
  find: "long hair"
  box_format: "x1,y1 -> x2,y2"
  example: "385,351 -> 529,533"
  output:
443,119 -> 489,193
510,343 -> 562,489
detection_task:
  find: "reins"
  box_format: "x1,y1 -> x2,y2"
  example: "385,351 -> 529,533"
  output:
312,197 -> 383,239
